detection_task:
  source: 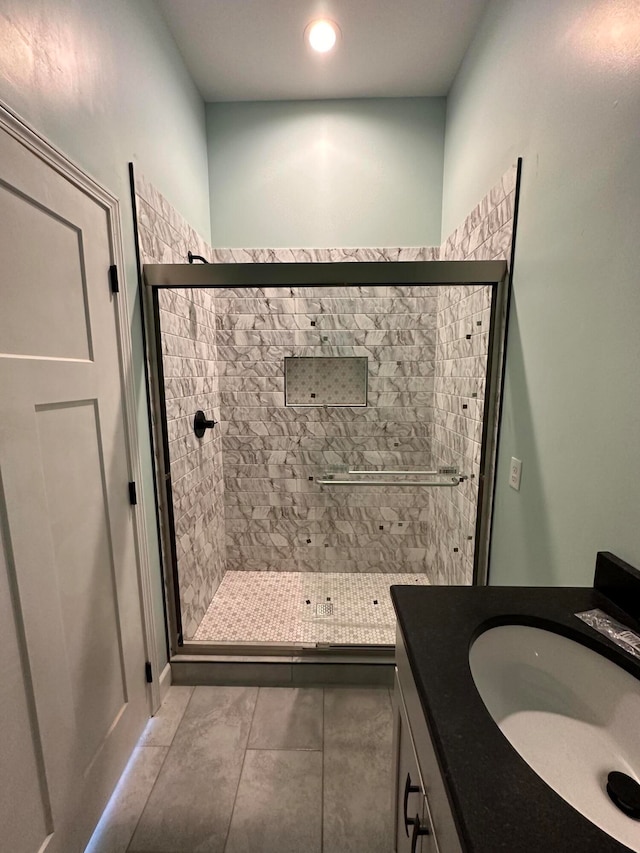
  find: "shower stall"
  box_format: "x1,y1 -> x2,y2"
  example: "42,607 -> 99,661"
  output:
143,259 -> 508,657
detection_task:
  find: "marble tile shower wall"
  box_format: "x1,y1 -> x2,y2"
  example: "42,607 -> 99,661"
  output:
134,173 -> 226,640
215,282 -> 444,576
433,165 -> 518,585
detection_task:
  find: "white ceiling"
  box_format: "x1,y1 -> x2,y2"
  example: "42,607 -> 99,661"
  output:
157,0 -> 490,102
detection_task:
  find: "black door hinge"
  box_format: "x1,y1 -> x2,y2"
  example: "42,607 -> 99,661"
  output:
145,661 -> 153,683
128,481 -> 137,505
109,264 -> 119,293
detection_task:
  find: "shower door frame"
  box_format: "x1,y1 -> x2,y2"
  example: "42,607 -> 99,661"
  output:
143,260 -> 508,657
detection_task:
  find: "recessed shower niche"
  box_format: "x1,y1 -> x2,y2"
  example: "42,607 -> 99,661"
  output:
143,259 -> 509,654
284,356 -> 368,407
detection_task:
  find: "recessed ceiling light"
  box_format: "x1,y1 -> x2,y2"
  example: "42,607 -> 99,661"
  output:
305,19 -> 340,53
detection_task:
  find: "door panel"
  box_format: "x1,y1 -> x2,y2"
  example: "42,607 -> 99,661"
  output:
0,476 -> 53,853
35,400 -> 128,774
0,180 -> 92,360
0,121 -> 148,852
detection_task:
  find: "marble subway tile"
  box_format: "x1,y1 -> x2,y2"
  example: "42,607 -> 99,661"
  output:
136,174 -> 226,639
433,164 -> 517,583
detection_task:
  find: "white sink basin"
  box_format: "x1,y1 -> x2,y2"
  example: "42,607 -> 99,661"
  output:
469,624 -> 640,851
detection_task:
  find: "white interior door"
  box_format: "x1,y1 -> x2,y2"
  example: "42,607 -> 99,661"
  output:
0,120 -> 148,852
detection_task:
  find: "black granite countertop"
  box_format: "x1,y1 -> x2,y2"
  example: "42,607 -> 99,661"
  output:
391,583 -> 640,853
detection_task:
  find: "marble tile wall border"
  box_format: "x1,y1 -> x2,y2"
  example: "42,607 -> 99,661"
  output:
434,164 -> 518,585
134,173 -> 226,640
206,247 -> 439,264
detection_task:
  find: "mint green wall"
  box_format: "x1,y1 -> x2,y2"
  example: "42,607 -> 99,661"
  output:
4,0 -> 636,623
442,0 -> 640,585
206,98 -> 445,247
0,0 -> 212,671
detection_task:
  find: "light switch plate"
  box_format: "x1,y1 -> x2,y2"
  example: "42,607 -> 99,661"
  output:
509,457 -> 522,491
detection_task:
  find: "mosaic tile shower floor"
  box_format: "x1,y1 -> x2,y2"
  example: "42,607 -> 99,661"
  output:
192,571 -> 430,646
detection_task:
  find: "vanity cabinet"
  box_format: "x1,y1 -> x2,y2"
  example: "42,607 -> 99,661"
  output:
393,676 -> 436,853
392,627 -> 464,853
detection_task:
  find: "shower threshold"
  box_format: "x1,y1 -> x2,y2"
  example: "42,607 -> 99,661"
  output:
170,645 -> 398,688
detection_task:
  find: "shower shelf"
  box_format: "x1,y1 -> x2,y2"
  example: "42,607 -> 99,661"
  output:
319,471 -> 468,487
348,469 -> 456,476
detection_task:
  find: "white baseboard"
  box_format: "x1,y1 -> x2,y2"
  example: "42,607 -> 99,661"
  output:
158,662 -> 172,707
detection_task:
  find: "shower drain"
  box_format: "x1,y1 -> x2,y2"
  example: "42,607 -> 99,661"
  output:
315,602 -> 334,617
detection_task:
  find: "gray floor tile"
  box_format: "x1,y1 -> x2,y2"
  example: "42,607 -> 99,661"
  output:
224,750 -> 322,853
248,687 -> 323,750
128,686 -> 258,853
138,686 -> 194,747
323,688 -> 394,853
85,746 -> 168,853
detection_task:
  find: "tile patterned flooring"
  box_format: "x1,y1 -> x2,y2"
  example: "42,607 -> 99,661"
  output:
192,571 -> 430,646
85,684 -> 394,853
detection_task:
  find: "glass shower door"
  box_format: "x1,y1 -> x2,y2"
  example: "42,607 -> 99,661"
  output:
154,275 -> 496,649
278,283 -> 479,646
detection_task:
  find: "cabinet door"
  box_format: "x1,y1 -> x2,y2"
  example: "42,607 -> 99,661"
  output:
392,677 -> 437,853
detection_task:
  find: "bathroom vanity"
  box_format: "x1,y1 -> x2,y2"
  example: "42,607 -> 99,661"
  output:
393,627 -> 463,853
391,552 -> 640,852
